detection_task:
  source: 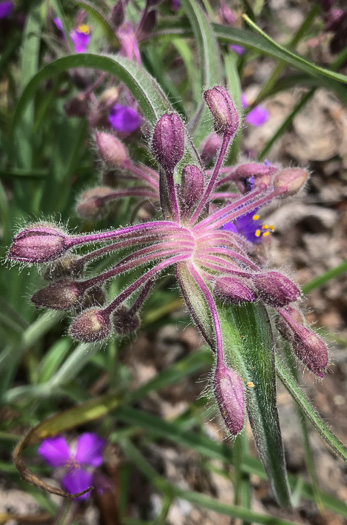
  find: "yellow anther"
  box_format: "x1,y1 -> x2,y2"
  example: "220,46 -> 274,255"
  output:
252,214 -> 260,220
77,24 -> 90,34
263,231 -> 270,237
255,229 -> 261,237
269,225 -> 274,231
247,381 -> 255,388
262,224 -> 268,229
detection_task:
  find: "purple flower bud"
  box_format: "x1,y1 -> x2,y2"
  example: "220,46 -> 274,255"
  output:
234,162 -> 278,192
44,255 -> 84,281
214,361 -> 244,436
0,1 -> 13,18
152,113 -> 185,172
214,276 -> 256,304
76,187 -> 115,220
31,279 -> 82,311
276,305 -> 304,341
108,104 -> 141,133
109,0 -> 125,29
200,133 -> 223,164
113,306 -> 140,335
9,225 -> 68,263
64,92 -> 91,118
141,9 -> 157,35
204,86 -> 239,136
251,271 -> 300,307
69,308 -> 111,342
230,45 -> 245,55
95,132 -> 128,168
273,168 -> 308,198
220,4 -> 236,25
179,165 -> 205,212
279,309 -> 328,377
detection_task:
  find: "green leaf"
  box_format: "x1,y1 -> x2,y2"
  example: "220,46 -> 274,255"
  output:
276,357 -> 347,463
218,303 -> 292,507
180,0 -> 222,143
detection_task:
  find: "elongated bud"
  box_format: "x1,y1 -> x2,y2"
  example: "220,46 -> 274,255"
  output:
76,187 -> 115,219
279,309 -> 328,377
9,225 -> 69,263
234,163 -> 278,192
95,132 -> 128,168
109,0 -> 125,29
273,168 -> 308,197
200,133 -> 222,164
69,308 -> 111,342
31,279 -> 82,311
44,255 -> 84,281
113,306 -> 140,335
204,86 -> 239,136
276,306 -> 304,341
214,360 -> 244,436
64,92 -> 91,118
214,276 -> 255,304
152,113 -> 185,172
251,271 -> 300,307
179,165 -> 204,211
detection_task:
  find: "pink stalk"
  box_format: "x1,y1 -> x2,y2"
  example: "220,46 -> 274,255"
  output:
126,161 -> 160,189
198,255 -> 251,277
186,262 -> 223,360
194,231 -> 248,253
100,187 -> 159,202
188,133 -> 232,226
103,254 -> 190,316
112,240 -> 194,266
128,279 -> 154,315
211,192 -> 239,200
203,247 -> 260,270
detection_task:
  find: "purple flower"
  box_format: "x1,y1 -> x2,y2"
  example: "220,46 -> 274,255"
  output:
38,433 -> 106,500
117,21 -> 141,64
171,0 -> 181,10
223,208 -> 273,244
241,94 -> 269,127
54,18 -> 91,53
0,1 -> 13,18
229,44 -> 245,55
108,104 -> 141,133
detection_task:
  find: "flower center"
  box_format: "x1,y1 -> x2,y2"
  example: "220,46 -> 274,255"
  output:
77,24 -> 90,35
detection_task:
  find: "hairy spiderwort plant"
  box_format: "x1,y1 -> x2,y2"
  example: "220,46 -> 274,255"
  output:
8,86 -> 329,505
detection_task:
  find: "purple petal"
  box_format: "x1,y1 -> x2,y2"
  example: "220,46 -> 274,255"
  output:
70,26 -> 91,53
108,104 -> 141,133
53,17 -> 64,32
118,22 -> 141,64
38,436 -> 71,467
245,106 -> 269,127
0,1 -> 13,18
229,44 -> 245,55
223,208 -> 263,244
240,93 -> 248,110
62,469 -> 93,500
75,433 -> 106,467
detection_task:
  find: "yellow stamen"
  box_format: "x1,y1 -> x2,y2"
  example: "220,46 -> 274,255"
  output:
261,224 -> 268,229
247,381 -> 255,388
263,231 -> 270,237
269,225 -> 274,231
252,214 -> 259,220
255,229 -> 261,237
77,24 -> 90,35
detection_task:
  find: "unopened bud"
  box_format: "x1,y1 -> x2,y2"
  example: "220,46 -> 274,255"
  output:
204,86 -> 239,136
234,163 -> 278,192
220,4 -> 236,25
76,187 -> 115,220
64,93 -> 91,118
141,9 -> 157,34
214,361 -> 244,436
152,113 -> 185,172
31,279 -> 81,310
200,133 -> 222,164
214,276 -> 255,304
273,168 -> 308,197
69,308 -> 111,343
276,306 -> 304,340
113,306 -> 140,335
95,131 -> 128,168
251,271 -> 300,307
179,165 -> 205,212
109,0 -> 125,29
279,309 -> 328,377
9,224 -> 69,263
44,255 -> 84,281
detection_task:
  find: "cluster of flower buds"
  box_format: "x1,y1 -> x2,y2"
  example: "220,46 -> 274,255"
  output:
8,85 -> 327,441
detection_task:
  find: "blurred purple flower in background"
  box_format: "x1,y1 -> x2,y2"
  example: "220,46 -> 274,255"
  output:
108,103 -> 141,133
230,44 -> 245,55
0,1 -> 13,18
38,433 -> 106,499
54,18 -> 91,53
118,21 -> 141,64
171,0 -> 181,10
241,94 -> 269,127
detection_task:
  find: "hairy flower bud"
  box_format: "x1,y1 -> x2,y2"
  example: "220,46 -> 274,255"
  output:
109,0 -> 125,29
76,187 -> 115,220
200,133 -> 222,164
279,309 -> 328,377
251,271 -> 300,307
273,168 -> 308,197
31,279 -> 82,311
214,276 -> 255,304
113,306 -> 140,335
276,306 -> 304,341
214,361 -> 244,436
152,113 -> 185,172
44,255 -> 84,281
204,86 -> 239,136
179,165 -> 205,211
95,132 -> 128,168
70,308 -> 111,342
9,225 -> 69,263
